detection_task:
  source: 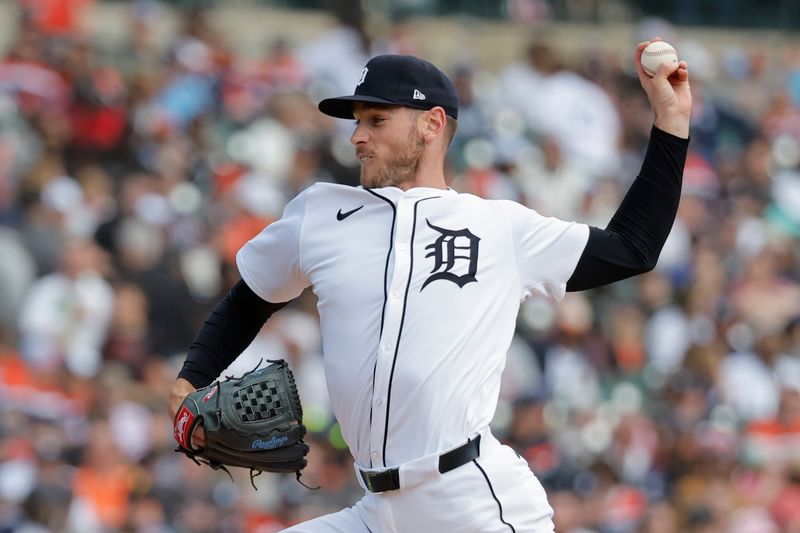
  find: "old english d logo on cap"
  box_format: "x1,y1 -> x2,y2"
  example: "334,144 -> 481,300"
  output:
318,55 -> 459,120
357,67 -> 368,86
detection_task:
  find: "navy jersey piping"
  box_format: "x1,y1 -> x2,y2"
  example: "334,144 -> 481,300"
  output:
364,189 -> 397,336
381,195 -> 439,467
364,188 -> 396,467
473,459 -> 517,532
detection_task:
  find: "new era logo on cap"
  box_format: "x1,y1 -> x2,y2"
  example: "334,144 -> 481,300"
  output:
317,55 -> 458,119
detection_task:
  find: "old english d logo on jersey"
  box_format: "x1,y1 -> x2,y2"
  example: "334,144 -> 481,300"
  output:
421,219 -> 480,290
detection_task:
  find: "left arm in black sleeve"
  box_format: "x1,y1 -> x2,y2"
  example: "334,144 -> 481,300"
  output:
566,126 -> 689,292
177,279 -> 288,388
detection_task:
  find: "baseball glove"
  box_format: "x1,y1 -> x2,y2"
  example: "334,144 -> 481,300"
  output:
173,359 -> 311,487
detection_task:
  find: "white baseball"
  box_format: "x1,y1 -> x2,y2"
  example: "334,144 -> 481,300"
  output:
640,41 -> 678,77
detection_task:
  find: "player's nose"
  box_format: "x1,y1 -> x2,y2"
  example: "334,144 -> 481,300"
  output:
350,123 -> 368,146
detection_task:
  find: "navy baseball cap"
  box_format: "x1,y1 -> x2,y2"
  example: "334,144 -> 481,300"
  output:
318,54 -> 459,120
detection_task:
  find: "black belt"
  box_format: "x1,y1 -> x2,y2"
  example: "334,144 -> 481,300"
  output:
359,435 -> 481,493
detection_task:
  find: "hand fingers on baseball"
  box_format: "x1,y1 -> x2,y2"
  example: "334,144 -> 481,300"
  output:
634,44 -> 650,81
655,60 -> 680,80
670,61 -> 689,83
635,39 -> 651,60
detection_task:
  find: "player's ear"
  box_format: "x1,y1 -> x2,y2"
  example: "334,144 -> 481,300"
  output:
420,107 -> 447,142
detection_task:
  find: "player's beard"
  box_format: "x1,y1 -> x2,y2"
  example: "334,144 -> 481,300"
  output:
360,129 -> 425,189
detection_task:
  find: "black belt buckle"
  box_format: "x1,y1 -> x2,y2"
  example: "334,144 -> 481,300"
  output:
360,467 -> 400,493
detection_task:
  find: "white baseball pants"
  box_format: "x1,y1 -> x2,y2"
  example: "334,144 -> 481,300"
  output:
281,430 -> 555,533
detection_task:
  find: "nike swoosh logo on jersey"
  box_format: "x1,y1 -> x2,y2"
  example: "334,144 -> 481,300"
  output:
336,205 -> 364,221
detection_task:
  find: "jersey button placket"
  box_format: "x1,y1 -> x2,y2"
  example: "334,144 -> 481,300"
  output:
369,196 -> 414,466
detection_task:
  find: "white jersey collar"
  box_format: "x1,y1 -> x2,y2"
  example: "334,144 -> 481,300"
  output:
362,186 -> 457,200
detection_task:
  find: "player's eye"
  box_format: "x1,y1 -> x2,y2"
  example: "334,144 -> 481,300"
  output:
353,115 -> 384,127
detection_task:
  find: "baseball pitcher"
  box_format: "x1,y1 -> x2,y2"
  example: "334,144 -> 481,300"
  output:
168,39 -> 691,532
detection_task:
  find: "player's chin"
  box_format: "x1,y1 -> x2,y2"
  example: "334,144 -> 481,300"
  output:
360,168 -> 384,189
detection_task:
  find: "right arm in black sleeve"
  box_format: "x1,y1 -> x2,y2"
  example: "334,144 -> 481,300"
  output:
566,126 -> 689,292
177,279 -> 288,388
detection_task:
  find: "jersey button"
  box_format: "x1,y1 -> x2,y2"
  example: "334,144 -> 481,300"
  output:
391,291 -> 400,298
397,243 -> 407,251
376,399 -> 383,406
372,451 -> 379,458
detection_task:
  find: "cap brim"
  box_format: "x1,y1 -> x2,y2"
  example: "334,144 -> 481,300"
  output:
318,95 -> 401,119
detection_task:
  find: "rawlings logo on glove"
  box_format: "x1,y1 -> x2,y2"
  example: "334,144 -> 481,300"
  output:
252,436 -> 289,449
172,359 -> 312,488
202,385 -> 218,403
174,406 -> 195,449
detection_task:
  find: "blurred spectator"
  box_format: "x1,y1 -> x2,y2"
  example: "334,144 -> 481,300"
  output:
18,236 -> 113,377
20,0 -> 93,37
0,228 -> 36,331
501,41 -> 622,178
62,39 -> 128,167
514,135 -> 591,221
299,0 -> 371,100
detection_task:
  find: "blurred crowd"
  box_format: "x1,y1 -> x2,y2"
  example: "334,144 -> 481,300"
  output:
0,1 -> 799,532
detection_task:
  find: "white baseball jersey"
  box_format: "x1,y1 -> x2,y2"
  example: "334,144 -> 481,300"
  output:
236,183 -> 588,470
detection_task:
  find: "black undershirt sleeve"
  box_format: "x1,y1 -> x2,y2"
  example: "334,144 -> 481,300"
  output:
177,280 -> 288,388
566,126 -> 689,292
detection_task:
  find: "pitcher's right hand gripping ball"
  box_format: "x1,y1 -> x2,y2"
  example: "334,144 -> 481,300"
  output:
173,359 -> 310,484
